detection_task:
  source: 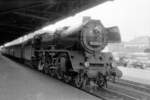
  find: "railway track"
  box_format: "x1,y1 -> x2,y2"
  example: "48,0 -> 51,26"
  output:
115,79 -> 150,93
106,79 -> 150,100
83,87 -> 137,100
71,78 -> 150,100
52,77 -> 138,100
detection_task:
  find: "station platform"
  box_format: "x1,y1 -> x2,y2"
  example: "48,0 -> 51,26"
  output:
0,54 -> 100,100
118,66 -> 150,85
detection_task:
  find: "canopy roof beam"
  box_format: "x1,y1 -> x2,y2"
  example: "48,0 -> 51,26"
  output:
13,11 -> 50,21
0,23 -> 32,31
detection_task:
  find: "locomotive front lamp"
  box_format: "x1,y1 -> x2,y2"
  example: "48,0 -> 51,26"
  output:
84,61 -> 90,68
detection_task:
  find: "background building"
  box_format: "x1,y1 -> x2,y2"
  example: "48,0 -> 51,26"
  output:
108,36 -> 150,53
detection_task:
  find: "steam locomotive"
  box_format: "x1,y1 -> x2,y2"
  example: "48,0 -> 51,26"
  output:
2,17 -> 122,88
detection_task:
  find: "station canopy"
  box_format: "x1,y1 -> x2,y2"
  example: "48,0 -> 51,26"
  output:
0,0 -> 111,46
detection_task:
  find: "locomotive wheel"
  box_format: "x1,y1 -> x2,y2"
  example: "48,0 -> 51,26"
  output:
43,66 -> 49,74
38,60 -> 44,72
74,73 -> 84,88
49,69 -> 55,77
56,69 -> 63,80
56,54 -> 67,80
82,75 -> 88,89
64,75 -> 71,83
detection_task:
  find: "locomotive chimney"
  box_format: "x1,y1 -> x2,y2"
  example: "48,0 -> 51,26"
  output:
82,16 -> 91,24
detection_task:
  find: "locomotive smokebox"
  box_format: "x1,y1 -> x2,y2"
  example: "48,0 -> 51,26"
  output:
80,19 -> 107,53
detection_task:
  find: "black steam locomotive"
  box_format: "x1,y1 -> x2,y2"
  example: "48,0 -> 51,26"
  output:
2,17 -> 122,88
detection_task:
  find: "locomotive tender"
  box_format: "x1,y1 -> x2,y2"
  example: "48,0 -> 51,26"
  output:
2,17 -> 122,88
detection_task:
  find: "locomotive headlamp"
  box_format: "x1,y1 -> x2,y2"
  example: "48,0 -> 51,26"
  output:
84,61 -> 90,68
